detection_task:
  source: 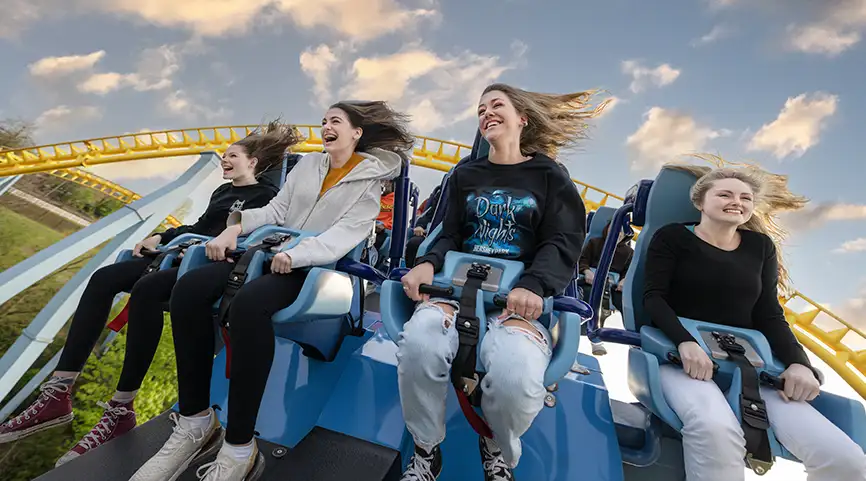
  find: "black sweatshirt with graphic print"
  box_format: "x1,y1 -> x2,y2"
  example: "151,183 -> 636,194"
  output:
158,182 -> 278,244
416,154 -> 586,298
643,223 -> 812,369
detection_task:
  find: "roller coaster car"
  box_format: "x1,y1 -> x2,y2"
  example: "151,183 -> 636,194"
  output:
105,154 -> 301,332
621,166 -> 866,472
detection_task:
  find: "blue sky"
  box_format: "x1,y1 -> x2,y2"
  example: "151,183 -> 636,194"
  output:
2,2 -> 865,477
1,0 -> 865,325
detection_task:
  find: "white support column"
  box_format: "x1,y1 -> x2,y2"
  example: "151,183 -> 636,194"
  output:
0,153 -> 219,403
0,175 -> 22,196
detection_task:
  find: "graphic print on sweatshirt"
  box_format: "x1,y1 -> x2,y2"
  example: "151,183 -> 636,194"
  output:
229,199 -> 246,213
463,188 -> 538,258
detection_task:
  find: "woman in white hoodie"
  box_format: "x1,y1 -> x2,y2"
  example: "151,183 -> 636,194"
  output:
130,101 -> 412,481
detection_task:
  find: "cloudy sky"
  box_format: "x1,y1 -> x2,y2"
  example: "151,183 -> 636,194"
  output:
1,0 -> 865,477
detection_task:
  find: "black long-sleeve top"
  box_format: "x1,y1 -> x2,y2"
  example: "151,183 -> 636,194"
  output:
416,154 -> 586,297
643,223 -> 811,368
578,237 -> 634,277
158,182 -> 278,244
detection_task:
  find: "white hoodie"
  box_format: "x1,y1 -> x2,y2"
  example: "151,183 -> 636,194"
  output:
227,147 -> 402,268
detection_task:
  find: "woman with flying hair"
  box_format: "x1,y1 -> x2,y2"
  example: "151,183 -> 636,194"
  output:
130,101 -> 413,481
0,121 -> 300,466
398,83 -> 606,481
644,159 -> 866,481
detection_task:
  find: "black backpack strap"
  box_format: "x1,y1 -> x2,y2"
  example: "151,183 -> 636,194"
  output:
713,332 -> 774,476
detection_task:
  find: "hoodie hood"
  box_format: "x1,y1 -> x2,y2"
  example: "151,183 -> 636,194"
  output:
320,147 -> 403,184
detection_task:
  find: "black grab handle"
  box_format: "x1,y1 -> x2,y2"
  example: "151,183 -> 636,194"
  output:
667,352 -> 787,391
666,352 -> 720,373
418,284 -> 454,297
493,294 -> 508,308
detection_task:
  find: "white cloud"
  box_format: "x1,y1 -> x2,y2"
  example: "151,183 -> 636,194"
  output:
626,107 -> 726,171
0,0 -> 49,38
788,24 -> 861,56
34,105 -> 102,129
835,238 -> 866,253
29,51 -> 106,78
78,45 -> 180,95
164,90 -> 231,122
747,92 -> 838,159
621,60 -> 681,93
301,41 -> 527,133
691,25 -> 732,47
706,0 -> 739,9
299,44 -> 342,107
787,0 -> 866,56
782,202 -> 866,231
80,0 -> 437,40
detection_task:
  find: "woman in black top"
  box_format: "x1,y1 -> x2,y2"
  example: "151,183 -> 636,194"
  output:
0,123 -> 302,466
578,220 -> 633,355
398,83 -> 604,481
644,166 -> 865,480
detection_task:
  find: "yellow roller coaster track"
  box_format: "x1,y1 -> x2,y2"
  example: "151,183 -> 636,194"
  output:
1,125 -> 863,400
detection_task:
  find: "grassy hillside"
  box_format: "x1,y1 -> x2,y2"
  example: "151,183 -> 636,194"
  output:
0,207 -> 180,481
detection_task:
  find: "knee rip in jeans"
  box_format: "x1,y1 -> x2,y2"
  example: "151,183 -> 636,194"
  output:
497,315 -> 550,354
416,299 -> 459,330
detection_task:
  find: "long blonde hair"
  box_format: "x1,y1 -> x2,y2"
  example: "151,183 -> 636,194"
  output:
482,83 -> 609,158
665,154 -> 808,294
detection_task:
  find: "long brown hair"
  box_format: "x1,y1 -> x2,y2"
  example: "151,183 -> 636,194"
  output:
482,83 -> 609,158
233,119 -> 304,176
666,154 -> 808,294
329,101 -> 414,155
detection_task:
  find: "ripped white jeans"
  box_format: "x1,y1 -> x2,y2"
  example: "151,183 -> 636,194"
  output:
395,299 -> 552,469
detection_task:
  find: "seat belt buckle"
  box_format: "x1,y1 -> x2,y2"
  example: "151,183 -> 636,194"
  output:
179,239 -> 202,249
745,453 -> 773,476
226,272 -> 247,290
467,262 -> 491,280
261,233 -> 292,248
460,373 -> 480,397
740,395 -> 770,430
712,331 -> 747,355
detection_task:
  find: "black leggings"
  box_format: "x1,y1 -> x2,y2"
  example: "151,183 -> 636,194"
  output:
405,234 -> 425,267
170,261 -> 308,445
57,258 -> 178,392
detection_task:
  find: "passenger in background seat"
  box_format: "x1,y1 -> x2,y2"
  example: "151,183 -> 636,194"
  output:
404,184 -> 441,267
578,220 -> 633,355
129,101 -> 410,481
374,179 -> 395,252
644,165 -> 866,481
0,123 -> 299,466
398,83 -> 606,481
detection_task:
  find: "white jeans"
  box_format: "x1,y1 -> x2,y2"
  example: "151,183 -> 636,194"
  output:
659,364 -> 866,481
396,300 -> 552,468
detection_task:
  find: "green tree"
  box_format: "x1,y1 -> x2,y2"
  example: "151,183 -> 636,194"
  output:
0,119 -> 34,150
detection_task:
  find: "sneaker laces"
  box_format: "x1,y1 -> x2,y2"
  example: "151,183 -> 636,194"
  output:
196,456 -> 233,480
481,440 -> 512,479
158,412 -> 207,455
4,381 -> 68,427
76,401 -> 130,449
401,452 -> 435,481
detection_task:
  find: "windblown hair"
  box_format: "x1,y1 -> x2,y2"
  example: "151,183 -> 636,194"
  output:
482,83 -> 610,158
666,154 -> 808,294
234,119 -> 304,176
330,101 -> 415,155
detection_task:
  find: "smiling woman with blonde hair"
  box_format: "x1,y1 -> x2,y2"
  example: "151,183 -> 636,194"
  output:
643,156 -> 865,481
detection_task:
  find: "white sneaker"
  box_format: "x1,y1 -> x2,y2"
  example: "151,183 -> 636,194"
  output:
591,342 -> 607,356
196,441 -> 263,481
129,409 -> 223,481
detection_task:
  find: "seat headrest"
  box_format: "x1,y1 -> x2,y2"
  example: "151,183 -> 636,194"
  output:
258,153 -> 302,189
586,206 -> 616,244
623,166 -> 702,332
629,179 -> 655,227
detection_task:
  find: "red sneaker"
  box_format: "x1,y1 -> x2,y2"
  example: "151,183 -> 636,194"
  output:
0,379 -> 73,443
55,399 -> 137,467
